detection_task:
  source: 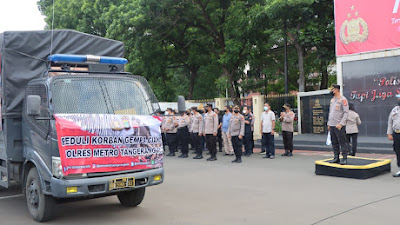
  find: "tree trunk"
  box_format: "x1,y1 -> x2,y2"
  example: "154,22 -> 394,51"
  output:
320,62 -> 328,90
223,67 -> 239,105
187,66 -> 198,100
288,32 -> 305,92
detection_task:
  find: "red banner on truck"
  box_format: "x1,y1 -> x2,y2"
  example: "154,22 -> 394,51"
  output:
55,114 -> 163,176
335,0 -> 400,56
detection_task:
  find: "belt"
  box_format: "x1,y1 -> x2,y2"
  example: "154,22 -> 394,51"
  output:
395,129 -> 400,134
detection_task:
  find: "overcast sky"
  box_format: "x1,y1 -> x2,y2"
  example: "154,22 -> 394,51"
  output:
0,0 -> 46,33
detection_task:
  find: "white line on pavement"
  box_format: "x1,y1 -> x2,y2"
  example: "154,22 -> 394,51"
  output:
0,194 -> 23,200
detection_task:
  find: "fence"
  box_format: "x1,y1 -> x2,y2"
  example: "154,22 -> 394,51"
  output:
187,94 -> 297,111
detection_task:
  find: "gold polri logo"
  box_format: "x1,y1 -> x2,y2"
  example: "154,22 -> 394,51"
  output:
340,5 -> 368,45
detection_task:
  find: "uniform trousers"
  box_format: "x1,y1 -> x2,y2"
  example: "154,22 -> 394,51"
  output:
177,127 -> 189,155
282,131 -> 293,152
262,133 -> 275,156
231,136 -> 243,160
217,129 -> 223,151
330,126 -> 348,156
193,132 -> 202,156
161,132 -> 166,150
346,133 -> 358,156
166,133 -> 177,154
243,132 -> 253,155
393,133 -> 400,167
206,134 -> 217,158
222,131 -> 233,154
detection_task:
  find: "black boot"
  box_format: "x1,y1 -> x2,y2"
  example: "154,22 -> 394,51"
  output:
329,154 -> 340,163
340,155 -> 347,165
287,151 -> 293,157
193,155 -> 203,159
281,150 -> 289,156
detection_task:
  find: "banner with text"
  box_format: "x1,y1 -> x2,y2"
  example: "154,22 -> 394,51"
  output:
55,114 -> 163,176
335,0 -> 400,56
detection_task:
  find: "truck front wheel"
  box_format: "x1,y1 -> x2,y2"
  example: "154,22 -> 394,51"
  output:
25,167 -> 55,222
117,188 -> 145,207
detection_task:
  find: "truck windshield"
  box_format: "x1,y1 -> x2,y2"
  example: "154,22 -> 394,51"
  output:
51,76 -> 151,115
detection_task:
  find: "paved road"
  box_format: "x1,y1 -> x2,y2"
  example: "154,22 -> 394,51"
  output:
1,150 -> 399,225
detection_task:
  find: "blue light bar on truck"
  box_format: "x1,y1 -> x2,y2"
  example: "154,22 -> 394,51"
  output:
48,54 -> 128,64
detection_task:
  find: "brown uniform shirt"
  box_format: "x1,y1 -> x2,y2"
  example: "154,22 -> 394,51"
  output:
163,116 -> 178,133
203,111 -> 218,134
191,114 -> 203,133
346,110 -> 361,134
387,106 -> 400,135
228,113 -> 245,136
281,110 -> 294,132
327,95 -> 349,127
178,114 -> 190,128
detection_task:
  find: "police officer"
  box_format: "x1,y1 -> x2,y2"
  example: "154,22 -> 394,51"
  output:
157,110 -> 166,151
202,104 -> 219,161
387,94 -> 400,177
214,108 -> 223,152
242,106 -> 253,156
177,110 -> 190,158
191,107 -> 204,159
229,105 -> 245,163
327,84 -> 349,165
279,103 -> 295,157
163,109 -> 178,156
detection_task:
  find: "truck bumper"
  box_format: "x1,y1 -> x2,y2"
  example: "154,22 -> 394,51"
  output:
50,168 -> 163,198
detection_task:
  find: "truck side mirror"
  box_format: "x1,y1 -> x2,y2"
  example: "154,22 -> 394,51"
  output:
27,95 -> 41,116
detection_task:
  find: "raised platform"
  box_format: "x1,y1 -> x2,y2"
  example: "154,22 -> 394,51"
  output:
315,156 -> 391,179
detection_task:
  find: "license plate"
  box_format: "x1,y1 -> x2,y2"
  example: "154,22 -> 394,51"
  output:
109,177 -> 135,190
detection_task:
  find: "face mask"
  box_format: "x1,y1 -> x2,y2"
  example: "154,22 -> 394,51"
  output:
243,110 -> 247,114
264,106 -> 268,111
165,111 -> 169,115
330,90 -> 335,96
234,110 -> 239,113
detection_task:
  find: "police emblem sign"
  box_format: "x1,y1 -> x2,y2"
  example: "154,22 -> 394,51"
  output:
335,0 -> 400,56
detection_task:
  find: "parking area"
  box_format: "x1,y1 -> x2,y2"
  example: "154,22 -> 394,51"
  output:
0,150 -> 399,225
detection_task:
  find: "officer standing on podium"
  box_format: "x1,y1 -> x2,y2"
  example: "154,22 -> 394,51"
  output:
387,94 -> 400,177
327,84 -> 349,165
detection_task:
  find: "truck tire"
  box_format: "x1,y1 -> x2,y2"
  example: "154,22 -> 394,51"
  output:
25,167 -> 55,222
117,188 -> 145,207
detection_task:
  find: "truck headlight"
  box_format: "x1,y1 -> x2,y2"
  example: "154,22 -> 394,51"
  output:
52,157 -> 64,178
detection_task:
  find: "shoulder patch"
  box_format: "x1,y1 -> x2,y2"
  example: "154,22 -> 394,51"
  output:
343,99 -> 348,106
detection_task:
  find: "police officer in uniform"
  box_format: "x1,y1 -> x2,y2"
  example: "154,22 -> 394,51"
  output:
191,107 -> 204,159
242,106 -> 253,156
387,94 -> 400,177
202,104 -> 219,161
327,84 -> 349,165
164,109 -> 178,156
279,103 -> 295,156
177,110 -> 190,158
229,105 -> 245,163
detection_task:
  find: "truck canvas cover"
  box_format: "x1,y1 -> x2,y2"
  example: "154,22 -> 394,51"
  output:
0,30 -> 125,117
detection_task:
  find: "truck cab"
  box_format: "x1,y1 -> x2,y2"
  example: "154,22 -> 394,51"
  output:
0,31 -> 164,222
